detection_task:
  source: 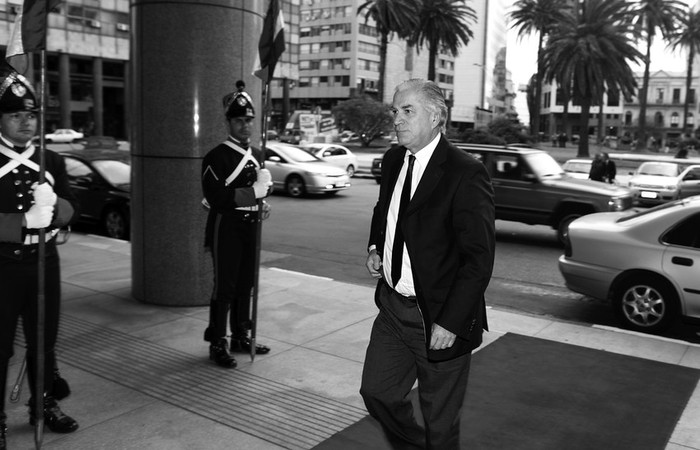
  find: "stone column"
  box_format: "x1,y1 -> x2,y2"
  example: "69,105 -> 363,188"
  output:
92,57 -> 104,136
130,0 -> 263,305
58,52 -> 71,129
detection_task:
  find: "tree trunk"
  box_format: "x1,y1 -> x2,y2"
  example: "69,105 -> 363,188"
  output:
637,32 -> 653,150
683,50 -> 694,134
533,32 -> 544,140
428,39 -> 437,81
597,89 -> 605,145
578,97 -> 591,158
378,31 -> 388,103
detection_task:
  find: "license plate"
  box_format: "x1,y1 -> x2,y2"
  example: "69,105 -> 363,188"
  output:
640,191 -> 658,199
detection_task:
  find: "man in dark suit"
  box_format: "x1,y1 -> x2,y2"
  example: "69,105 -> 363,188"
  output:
361,79 -> 495,449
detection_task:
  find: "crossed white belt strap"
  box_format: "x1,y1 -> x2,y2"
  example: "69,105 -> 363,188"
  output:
0,145 -> 55,185
222,140 -> 260,186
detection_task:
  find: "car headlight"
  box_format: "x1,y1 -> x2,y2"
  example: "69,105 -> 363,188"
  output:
665,184 -> 678,190
608,197 -> 627,211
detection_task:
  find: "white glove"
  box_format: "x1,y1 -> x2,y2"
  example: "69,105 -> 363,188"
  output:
32,182 -> 57,207
25,204 -> 54,229
253,168 -> 273,199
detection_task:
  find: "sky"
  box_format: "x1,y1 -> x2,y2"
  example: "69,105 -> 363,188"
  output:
504,0 -> 696,123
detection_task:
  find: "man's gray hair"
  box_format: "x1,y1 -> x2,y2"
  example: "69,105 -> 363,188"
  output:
395,79 -> 448,132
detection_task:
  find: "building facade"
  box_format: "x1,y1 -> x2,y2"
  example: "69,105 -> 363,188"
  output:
1,0 -> 129,139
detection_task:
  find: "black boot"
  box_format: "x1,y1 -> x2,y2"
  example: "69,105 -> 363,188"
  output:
52,367 -> 71,401
0,421 -> 6,450
29,395 -> 79,433
209,339 -> 237,368
230,337 -> 270,355
203,327 -> 215,343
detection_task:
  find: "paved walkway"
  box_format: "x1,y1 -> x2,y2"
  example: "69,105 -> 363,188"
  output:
5,233 -> 700,449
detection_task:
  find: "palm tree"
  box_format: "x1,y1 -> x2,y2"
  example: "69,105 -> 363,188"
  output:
667,6 -> 700,135
510,0 -> 570,138
542,0 -> 643,157
410,0 -> 477,82
632,0 -> 686,150
357,0 -> 421,103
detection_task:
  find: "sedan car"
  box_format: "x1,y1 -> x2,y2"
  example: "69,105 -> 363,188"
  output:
559,197 -> 700,333
627,161 -> 700,205
301,143 -> 358,177
60,148 -> 131,240
264,142 -> 351,197
562,159 -> 591,180
45,128 -> 84,143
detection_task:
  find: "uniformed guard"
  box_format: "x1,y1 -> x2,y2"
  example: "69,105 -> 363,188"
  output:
0,69 -> 80,449
201,83 -> 273,368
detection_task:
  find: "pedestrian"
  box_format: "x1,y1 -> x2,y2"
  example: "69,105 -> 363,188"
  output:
602,152 -> 616,184
201,84 -> 273,368
589,153 -> 606,182
0,69 -> 80,449
361,79 -> 496,449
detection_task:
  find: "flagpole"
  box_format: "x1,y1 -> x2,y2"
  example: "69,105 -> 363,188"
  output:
34,47 -> 47,450
250,76 -> 272,363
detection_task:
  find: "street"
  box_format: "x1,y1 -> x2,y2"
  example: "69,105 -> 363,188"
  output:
260,175 -> 700,344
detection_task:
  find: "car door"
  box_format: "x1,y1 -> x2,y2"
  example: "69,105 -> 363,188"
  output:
661,212 -> 700,319
679,166 -> 700,199
264,148 -> 287,190
321,146 -> 346,170
63,156 -> 105,221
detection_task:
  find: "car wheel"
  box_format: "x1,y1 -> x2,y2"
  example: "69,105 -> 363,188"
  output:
556,213 -> 581,245
102,207 -> 129,240
613,275 -> 678,333
346,165 -> 355,177
285,175 -> 305,197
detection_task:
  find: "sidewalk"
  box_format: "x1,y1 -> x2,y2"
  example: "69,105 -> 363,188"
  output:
5,233 -> 700,449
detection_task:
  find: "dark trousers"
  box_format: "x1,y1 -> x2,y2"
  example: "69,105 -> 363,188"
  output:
209,215 -> 256,340
0,243 -> 61,422
360,282 -> 472,450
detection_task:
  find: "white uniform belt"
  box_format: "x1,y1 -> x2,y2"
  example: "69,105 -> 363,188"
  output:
24,228 -> 59,245
235,206 -> 258,212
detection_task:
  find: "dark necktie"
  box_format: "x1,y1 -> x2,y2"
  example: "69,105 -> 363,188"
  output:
391,154 -> 415,287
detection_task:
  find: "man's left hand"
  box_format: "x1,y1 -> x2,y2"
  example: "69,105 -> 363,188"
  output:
429,323 -> 456,350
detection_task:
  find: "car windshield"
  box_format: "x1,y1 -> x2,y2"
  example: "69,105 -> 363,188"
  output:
93,160 -> 130,185
637,162 -> 679,177
273,145 -> 321,163
564,161 -> 590,174
524,152 -> 565,178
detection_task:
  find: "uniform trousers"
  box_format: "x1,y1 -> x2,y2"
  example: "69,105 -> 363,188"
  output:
360,281 -> 472,450
0,242 -> 61,422
209,214 -> 257,339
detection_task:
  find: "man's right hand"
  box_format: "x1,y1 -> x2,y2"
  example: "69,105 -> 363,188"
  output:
366,249 -> 383,279
25,204 -> 54,229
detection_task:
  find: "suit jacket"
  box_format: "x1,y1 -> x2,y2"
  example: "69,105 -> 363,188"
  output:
368,135 -> 495,361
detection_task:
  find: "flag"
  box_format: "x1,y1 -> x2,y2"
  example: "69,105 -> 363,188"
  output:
253,0 -> 286,84
6,0 -> 61,72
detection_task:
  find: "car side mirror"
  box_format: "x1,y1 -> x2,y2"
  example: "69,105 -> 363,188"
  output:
268,156 -> 282,163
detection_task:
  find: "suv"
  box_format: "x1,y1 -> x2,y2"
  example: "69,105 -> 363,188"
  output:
372,144 -> 635,244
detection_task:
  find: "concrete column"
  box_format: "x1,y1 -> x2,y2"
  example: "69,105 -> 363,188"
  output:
131,0 -> 263,306
92,57 -> 104,136
58,52 -> 71,129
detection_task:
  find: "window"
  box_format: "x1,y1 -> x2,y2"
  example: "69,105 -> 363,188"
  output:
656,88 -> 664,103
625,111 -> 632,125
673,88 -> 681,104
688,113 -> 694,125
691,89 -> 696,103
607,93 -> 619,107
671,112 -> 680,127
655,112 -> 664,127
661,213 -> 700,248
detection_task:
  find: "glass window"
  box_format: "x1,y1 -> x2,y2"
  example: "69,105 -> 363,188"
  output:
661,212 -> 700,248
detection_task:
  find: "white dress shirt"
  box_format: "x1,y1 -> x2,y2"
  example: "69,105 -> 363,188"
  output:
383,133 -> 440,296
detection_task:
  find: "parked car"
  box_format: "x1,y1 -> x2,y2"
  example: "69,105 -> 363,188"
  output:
60,148 -> 131,240
301,143 -> 358,177
627,161 -> 700,206
559,196 -> 700,333
264,142 -> 351,197
280,129 -> 303,144
371,156 -> 382,184
373,144 -> 635,243
45,128 -> 84,143
338,130 -> 359,143
562,159 -> 592,180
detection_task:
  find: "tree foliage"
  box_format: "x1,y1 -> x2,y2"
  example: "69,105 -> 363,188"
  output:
332,96 -> 393,147
667,6 -> 700,134
411,0 -> 476,81
541,0 -> 642,157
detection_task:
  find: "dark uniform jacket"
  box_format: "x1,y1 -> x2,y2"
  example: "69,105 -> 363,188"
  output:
368,136 -> 496,361
202,137 -> 262,248
0,140 -> 78,258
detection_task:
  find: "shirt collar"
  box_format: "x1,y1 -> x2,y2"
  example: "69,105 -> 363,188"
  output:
407,133 -> 440,167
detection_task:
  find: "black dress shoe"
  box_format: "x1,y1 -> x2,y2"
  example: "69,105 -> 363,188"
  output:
209,339 -> 237,368
0,422 -> 7,450
29,396 -> 79,433
203,327 -> 214,343
53,368 -> 71,400
231,337 -> 270,355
